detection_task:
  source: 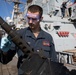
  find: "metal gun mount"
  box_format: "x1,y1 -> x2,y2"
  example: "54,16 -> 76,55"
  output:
0,17 -> 75,75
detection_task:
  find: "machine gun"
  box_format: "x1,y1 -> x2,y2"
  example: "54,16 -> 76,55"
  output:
0,17 -> 75,75
0,16 -> 33,56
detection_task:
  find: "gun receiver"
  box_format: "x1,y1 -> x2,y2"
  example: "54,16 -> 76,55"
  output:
0,16 -> 33,56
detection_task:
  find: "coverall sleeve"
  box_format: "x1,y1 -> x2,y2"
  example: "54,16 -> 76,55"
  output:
50,42 -> 58,62
49,36 -> 58,62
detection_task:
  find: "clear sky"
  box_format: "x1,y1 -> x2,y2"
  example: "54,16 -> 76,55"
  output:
0,0 -> 75,19
0,0 -> 26,19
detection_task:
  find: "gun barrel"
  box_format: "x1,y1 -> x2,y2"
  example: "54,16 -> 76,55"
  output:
0,16 -> 33,55
0,17 -> 11,33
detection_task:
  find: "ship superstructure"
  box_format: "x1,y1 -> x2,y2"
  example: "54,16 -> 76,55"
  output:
5,0 -> 26,29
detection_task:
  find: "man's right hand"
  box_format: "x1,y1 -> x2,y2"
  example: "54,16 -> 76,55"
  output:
0,35 -> 11,52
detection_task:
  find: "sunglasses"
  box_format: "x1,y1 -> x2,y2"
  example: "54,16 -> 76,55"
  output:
26,13 -> 40,22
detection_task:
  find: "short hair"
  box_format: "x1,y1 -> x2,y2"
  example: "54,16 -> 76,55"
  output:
28,5 -> 43,18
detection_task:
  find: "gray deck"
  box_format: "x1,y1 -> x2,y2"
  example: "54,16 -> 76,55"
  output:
0,56 -> 18,75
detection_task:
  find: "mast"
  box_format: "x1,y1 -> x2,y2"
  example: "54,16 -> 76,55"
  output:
12,0 -> 23,25
5,0 -> 24,29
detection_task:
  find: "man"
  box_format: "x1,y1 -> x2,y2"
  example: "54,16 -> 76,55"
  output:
53,2 -> 60,16
60,2 -> 67,18
0,5 -> 58,75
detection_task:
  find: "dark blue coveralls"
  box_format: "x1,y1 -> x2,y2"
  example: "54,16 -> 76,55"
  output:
0,27 -> 57,74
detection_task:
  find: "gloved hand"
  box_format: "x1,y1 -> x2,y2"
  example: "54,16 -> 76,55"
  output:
0,35 -> 11,52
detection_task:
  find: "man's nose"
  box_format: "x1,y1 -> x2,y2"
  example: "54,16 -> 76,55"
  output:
29,19 -> 33,23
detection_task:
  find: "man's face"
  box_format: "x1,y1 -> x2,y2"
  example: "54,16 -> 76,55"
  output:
26,11 -> 41,30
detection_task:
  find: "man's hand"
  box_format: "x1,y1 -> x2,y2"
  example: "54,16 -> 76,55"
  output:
0,34 -> 11,52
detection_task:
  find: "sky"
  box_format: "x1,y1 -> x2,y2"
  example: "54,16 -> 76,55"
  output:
0,0 -> 75,20
0,0 -> 26,19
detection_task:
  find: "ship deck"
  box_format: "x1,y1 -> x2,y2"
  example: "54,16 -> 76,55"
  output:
0,56 -> 18,75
